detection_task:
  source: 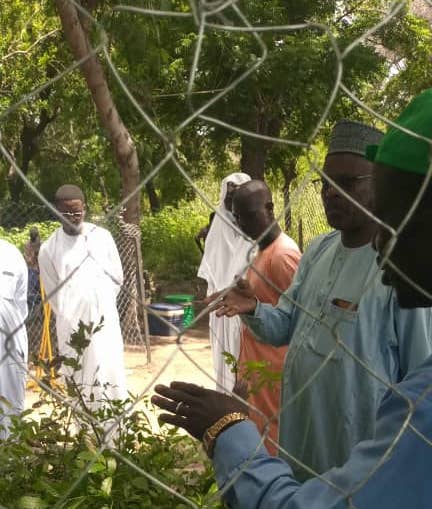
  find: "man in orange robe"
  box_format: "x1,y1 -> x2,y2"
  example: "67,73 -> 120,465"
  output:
233,180 -> 301,454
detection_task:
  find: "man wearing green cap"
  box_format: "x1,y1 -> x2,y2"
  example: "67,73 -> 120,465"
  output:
152,89 -> 432,507
201,119 -> 431,481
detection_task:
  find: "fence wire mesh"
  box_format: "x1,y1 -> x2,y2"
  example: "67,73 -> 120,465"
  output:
0,203 -> 148,354
0,0 -> 432,508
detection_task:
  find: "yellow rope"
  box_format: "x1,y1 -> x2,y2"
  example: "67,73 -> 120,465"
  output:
27,278 -> 58,391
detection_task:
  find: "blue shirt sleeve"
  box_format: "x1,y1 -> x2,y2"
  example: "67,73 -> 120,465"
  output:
213,359 -> 432,509
240,301 -> 294,347
392,294 -> 432,377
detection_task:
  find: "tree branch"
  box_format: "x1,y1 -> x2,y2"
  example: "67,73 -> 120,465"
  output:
1,29 -> 60,62
334,0 -> 370,24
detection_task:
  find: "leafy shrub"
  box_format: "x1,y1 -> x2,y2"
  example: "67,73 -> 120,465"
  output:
1,404 -> 222,508
0,322 -> 223,509
0,221 -> 58,252
141,200 -> 210,283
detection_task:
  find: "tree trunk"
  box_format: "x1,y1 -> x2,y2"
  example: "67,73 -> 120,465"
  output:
9,120 -> 35,202
240,111 -> 281,180
9,93 -> 56,202
240,136 -> 267,180
145,181 -> 160,213
55,0 -> 146,355
281,157 -> 297,232
55,0 -> 140,224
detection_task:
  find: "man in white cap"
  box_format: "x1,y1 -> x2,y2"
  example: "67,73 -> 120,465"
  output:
202,120 -> 432,479
0,239 -> 28,439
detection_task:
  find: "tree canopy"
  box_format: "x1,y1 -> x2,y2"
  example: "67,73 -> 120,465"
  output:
1,0 -> 431,215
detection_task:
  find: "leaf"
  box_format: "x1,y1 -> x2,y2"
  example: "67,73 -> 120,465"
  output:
105,456 -> 117,475
33,478 -> 59,498
131,476 -> 149,490
63,498 -> 87,509
17,496 -> 48,509
100,476 -> 112,496
161,0 -> 172,11
75,450 -> 104,472
88,461 -> 106,474
0,396 -> 13,409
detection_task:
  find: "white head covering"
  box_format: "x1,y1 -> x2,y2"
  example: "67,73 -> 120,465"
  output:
198,172 -> 253,293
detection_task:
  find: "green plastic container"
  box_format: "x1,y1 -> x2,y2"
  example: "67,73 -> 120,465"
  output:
164,294 -> 195,327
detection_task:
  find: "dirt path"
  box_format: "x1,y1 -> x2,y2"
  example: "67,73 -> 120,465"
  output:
124,319 -> 214,395
25,318 -> 214,411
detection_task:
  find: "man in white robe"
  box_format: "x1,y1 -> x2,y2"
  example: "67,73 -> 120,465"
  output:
198,172 -> 253,392
0,239 -> 28,439
39,185 -> 127,408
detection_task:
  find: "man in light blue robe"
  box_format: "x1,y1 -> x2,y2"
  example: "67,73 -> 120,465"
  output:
152,91 -> 432,508
241,230 -> 432,478
206,120 -> 432,479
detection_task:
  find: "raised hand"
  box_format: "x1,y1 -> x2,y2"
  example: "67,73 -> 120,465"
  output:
204,278 -> 257,317
151,382 -> 248,440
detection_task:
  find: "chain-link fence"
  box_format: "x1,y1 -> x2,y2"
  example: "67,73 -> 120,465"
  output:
289,183 -> 330,251
0,1 -> 431,508
0,202 -> 149,355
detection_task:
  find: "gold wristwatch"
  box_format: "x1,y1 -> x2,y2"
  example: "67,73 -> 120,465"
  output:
203,412 -> 248,458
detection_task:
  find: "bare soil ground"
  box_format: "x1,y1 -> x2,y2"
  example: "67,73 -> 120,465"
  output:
25,315 -> 214,411
124,317 -> 214,395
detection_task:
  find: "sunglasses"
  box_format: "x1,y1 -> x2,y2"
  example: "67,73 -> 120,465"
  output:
61,211 -> 84,219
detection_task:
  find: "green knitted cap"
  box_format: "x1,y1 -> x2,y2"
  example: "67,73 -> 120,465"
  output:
366,88 -> 432,175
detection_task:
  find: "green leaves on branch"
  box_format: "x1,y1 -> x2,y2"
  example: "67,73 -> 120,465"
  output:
223,351 -> 282,395
1,319 -> 223,508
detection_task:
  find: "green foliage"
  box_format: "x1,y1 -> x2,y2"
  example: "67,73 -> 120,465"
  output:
0,221 -> 58,251
2,0 -> 432,208
141,198 -> 213,282
105,0 -> 423,194
0,321 -> 223,508
223,352 -> 282,395
0,0 -> 120,206
1,406 -> 221,508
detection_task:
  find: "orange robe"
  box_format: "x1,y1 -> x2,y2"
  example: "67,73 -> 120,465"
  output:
239,232 -> 301,455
